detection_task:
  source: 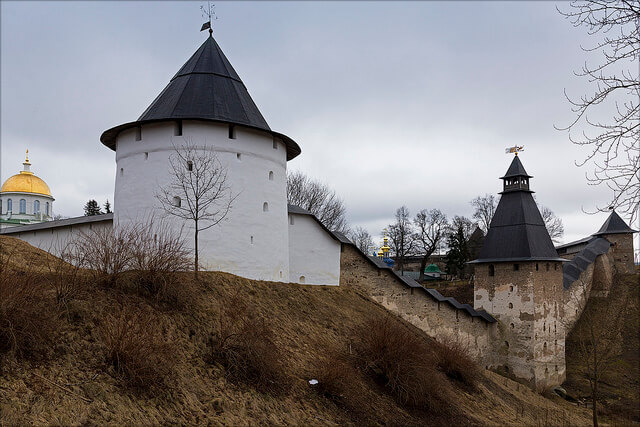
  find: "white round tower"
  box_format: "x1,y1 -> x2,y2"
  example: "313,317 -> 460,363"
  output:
100,35 -> 301,282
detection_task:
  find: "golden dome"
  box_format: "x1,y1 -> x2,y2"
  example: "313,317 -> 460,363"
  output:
0,151 -> 52,197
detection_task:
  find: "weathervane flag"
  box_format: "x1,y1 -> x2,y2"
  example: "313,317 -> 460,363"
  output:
505,145 -> 525,155
200,21 -> 211,31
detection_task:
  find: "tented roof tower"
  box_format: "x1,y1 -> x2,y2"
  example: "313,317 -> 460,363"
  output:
100,34 -> 301,160
471,156 -> 566,263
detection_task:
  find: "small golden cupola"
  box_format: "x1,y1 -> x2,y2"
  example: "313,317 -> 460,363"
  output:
1,150 -> 52,196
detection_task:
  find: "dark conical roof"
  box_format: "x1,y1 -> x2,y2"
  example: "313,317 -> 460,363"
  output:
470,158 -> 565,263
500,155 -> 532,179
593,210 -> 637,236
101,35 -> 301,160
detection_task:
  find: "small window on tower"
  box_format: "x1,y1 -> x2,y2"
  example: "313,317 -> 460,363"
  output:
273,138 -> 278,149
488,264 -> 495,276
174,120 -> 183,136
299,276 -> 305,284
144,152 -> 149,160
263,202 -> 269,212
554,263 -> 558,271
237,153 -> 242,161
269,171 -> 274,181
513,263 -> 519,271
536,263 -> 539,271
289,216 -> 294,225
228,125 -> 236,139
120,168 -> 124,176
135,126 -> 142,141
508,302 -> 513,309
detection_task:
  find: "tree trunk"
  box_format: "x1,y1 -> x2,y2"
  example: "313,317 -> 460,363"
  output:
194,219 -> 199,278
419,255 -> 428,282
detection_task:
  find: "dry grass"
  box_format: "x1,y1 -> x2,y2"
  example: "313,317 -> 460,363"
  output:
357,315 -> 452,413
434,338 -> 481,389
208,291 -> 289,393
99,302 -> 176,389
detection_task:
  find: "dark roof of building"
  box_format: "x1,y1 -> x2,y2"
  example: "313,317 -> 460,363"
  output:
500,155 -> 532,179
593,210 -> 637,236
562,237 -> 611,290
555,235 -> 594,251
471,158 -> 565,263
0,213 -> 114,234
101,35 -> 301,161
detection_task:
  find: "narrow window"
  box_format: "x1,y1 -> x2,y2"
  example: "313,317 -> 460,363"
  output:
228,125 -> 236,139
554,263 -> 558,270
273,138 -> 278,149
508,302 -> 513,309
543,323 -> 546,332
174,120 -> 183,136
546,263 -> 550,271
237,153 -> 242,161
513,263 -> 519,271
299,276 -> 305,284
250,236 -> 254,244
45,202 -> 49,216
7,199 -> 12,212
120,168 -> 124,176
505,341 -> 510,348
509,285 -> 514,292
289,216 -> 294,225
279,271 -> 283,278
269,171 -> 274,181
135,126 -> 142,141
263,202 -> 269,212
544,342 -> 547,350
19,199 -> 26,214
536,263 -> 539,271
144,152 -> 149,160
488,264 -> 495,276
187,160 -> 193,171
510,323 -> 514,329
555,365 -> 558,372
173,196 -> 181,207
34,200 -> 40,214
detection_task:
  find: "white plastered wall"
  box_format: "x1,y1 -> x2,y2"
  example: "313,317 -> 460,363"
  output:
1,219 -> 113,256
113,120 -> 290,282
288,213 -> 341,285
0,192 -> 54,225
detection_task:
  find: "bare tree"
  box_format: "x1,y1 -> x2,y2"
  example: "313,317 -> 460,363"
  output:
156,142 -> 235,273
540,205 -> 565,243
566,278 -> 631,427
287,170 -> 349,233
557,1 -> 640,221
449,215 -> 476,241
413,209 -> 449,282
349,226 -> 374,254
470,194 -> 498,233
386,206 -> 415,274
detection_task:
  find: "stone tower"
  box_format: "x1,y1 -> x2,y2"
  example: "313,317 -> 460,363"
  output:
471,155 -> 567,391
100,34 -> 301,281
592,210 -> 637,274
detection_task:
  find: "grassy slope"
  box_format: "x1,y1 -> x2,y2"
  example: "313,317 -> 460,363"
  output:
564,271 -> 640,425
0,235 -> 592,426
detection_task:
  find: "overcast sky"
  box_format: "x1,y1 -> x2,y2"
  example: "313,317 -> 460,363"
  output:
1,1 -> 636,248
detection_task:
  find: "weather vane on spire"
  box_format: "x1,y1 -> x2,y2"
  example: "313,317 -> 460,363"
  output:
200,2 -> 217,36
505,145 -> 524,156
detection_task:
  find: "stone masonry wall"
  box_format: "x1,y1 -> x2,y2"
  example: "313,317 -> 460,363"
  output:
339,244 -> 496,364
603,233 -> 635,274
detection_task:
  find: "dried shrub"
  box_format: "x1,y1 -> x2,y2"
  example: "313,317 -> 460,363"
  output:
43,241 -> 87,309
357,315 -> 451,413
0,252 -> 58,361
99,303 -> 176,389
208,292 -> 288,393
434,338 -> 480,389
76,225 -> 136,288
128,220 -> 192,305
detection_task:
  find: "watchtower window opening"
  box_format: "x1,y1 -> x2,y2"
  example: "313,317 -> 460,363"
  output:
228,125 -> 236,139
273,138 -> 278,149
135,126 -> 142,141
509,285 -> 514,292
144,152 -> 149,160
237,153 -> 242,161
174,120 -> 183,136
187,161 -> 193,171
250,236 -> 254,244
488,264 -> 495,276
263,202 -> 269,212
508,302 -> 513,309
536,263 -> 539,271
513,263 -> 519,271
289,215 -> 294,225
505,341 -> 510,348
19,199 -> 26,214
269,171 -> 274,181
173,196 -> 181,208
554,263 -> 558,270
120,168 -> 124,176
546,263 -> 550,271
299,276 -> 305,284
510,323 -> 514,329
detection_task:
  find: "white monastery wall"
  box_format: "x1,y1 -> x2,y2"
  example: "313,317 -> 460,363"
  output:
288,213 -> 341,285
1,218 -> 113,256
114,120 -> 290,282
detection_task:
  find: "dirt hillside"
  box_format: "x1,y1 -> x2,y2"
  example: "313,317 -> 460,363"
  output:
0,235 -> 593,425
